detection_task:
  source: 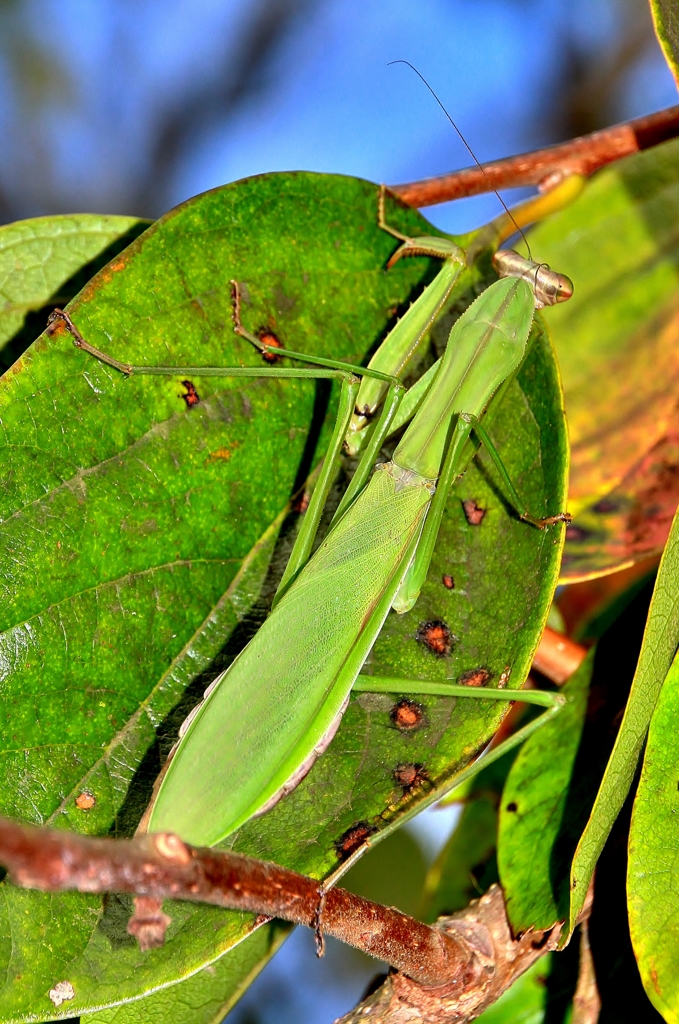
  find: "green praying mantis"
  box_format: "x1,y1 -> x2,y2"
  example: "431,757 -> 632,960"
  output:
49,175 -> 579,850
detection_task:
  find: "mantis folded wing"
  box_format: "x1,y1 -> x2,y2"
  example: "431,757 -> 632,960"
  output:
54,184 -> 575,847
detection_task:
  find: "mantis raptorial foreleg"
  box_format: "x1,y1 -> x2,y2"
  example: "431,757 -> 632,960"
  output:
345,177 -> 581,458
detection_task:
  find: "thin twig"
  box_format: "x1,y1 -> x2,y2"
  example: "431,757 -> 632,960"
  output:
533,626 -> 588,685
390,104 -> 679,207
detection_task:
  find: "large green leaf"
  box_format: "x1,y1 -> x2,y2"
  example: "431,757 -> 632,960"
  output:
525,138 -> 679,580
0,214 -> 149,372
569,506 -> 679,933
628,648 -> 679,1021
0,172 -> 568,1019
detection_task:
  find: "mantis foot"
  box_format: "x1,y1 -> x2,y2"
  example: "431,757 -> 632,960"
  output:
521,510 -> 573,529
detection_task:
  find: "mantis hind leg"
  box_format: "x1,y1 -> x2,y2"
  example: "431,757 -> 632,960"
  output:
354,675 -> 566,819
322,676 -> 566,888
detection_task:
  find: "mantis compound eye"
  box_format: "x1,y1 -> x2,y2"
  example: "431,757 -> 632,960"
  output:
553,272 -> 574,303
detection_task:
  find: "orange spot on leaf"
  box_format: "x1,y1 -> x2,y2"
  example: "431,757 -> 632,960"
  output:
457,668 -> 491,687
390,698 -> 425,731
416,619 -> 455,658
208,444 -> 240,462
463,499 -> 486,525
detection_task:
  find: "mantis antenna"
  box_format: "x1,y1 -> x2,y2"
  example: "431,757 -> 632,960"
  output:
387,59 -> 534,260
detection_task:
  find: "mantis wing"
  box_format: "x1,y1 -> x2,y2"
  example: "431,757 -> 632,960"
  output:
149,465 -> 432,845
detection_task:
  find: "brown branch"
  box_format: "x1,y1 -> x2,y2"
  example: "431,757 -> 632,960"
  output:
390,104 -> 679,208
0,815 -> 561,1018
336,885 -> 560,1024
0,816 -> 477,988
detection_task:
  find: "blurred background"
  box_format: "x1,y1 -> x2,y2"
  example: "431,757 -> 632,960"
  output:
0,0 -> 676,236
0,0 -> 674,1021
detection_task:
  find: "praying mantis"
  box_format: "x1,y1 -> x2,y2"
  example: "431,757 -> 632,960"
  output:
49,176 -> 578,850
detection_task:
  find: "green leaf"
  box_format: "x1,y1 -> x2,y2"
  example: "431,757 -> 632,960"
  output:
0,171 -> 568,1018
498,653 -> 594,932
650,1 -> 679,85
0,214 -> 150,372
525,138 -> 679,580
474,957 -> 552,1024
80,924 -> 289,1024
629,647 -> 679,1021
569,505 -> 679,933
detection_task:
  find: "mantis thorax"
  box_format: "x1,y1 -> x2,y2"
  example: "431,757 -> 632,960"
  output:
493,249 -> 574,309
